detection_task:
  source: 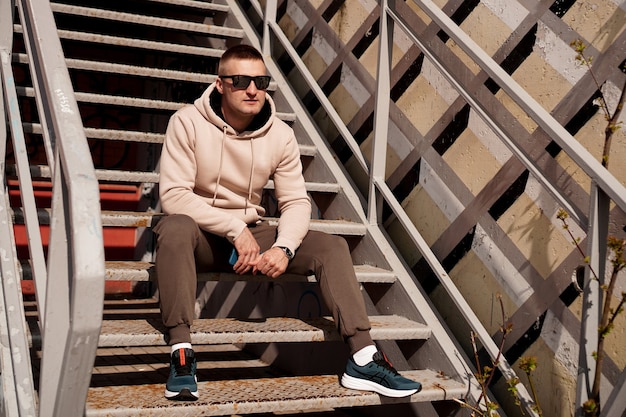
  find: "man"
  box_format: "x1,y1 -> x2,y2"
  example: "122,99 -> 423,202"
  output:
155,44 -> 421,401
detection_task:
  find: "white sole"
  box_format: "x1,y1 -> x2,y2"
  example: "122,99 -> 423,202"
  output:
164,387 -> 199,400
341,373 -> 419,398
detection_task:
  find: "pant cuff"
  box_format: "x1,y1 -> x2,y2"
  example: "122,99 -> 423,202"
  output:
168,324 -> 191,345
347,329 -> 375,355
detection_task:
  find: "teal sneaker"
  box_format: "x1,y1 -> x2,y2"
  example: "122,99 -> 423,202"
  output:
341,351 -> 422,397
164,348 -> 199,401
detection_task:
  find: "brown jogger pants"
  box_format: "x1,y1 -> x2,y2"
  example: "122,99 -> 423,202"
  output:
153,214 -> 373,354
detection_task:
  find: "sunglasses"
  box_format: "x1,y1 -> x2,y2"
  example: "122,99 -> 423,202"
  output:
220,75 -> 271,90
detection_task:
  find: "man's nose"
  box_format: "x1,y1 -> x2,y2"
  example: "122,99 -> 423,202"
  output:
246,82 -> 259,93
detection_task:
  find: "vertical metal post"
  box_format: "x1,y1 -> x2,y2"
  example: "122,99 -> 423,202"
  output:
575,182 -> 608,415
38,152 -> 71,417
16,0 -> 56,171
1,45 -> 48,323
16,0 -> 106,414
368,0 -> 393,225
262,0 -> 277,57
602,368 -> 626,417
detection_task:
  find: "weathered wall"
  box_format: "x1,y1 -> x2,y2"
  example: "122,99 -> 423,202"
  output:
278,0 -> 626,416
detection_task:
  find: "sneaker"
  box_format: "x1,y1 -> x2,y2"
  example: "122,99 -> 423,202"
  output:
165,347 -> 199,401
341,351 -> 422,398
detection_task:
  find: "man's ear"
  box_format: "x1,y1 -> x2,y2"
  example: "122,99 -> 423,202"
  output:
215,77 -> 224,94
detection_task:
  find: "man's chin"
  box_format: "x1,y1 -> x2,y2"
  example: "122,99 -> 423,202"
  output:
240,106 -> 263,116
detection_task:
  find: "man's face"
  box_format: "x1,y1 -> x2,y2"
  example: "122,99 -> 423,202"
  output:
216,58 -> 268,125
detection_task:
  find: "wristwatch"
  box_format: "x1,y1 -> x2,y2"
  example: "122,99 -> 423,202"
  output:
278,246 -> 294,260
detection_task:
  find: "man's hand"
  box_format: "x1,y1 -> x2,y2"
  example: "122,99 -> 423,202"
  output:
249,247 -> 289,278
232,228 -> 261,274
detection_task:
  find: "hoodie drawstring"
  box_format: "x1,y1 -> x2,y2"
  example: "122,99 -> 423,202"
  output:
212,126 -> 228,207
246,138 -> 255,214
213,126 -> 255,215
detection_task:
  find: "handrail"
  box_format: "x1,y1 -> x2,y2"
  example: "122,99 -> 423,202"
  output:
1,0 -> 106,415
1,1 -> 38,415
254,0 -> 626,416
259,0 -> 370,174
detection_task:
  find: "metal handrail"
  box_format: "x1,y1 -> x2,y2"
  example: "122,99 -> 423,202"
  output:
255,0 -> 626,416
1,0 -> 106,415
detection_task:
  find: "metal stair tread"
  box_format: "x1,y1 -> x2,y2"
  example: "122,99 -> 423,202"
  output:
97,315 -> 431,346
85,369 -> 466,416
11,208 -> 367,234
104,260 -> 397,283
13,25 -> 231,57
50,2 -> 244,38
141,0 -> 231,12
17,86 -> 297,121
23,124 -> 318,155
96,212 -> 368,235
6,166 -> 336,191
15,54 -> 283,93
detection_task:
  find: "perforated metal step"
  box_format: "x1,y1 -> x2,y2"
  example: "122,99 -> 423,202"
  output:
10,209 -> 367,236
50,2 -> 243,38
85,369 -> 466,416
102,260 -> 397,283
93,315 -> 431,347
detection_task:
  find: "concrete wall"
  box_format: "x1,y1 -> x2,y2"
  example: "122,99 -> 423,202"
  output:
278,0 -> 626,416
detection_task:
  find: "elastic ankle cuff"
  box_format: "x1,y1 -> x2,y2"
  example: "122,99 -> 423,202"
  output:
168,324 -> 191,345
347,330 -> 375,355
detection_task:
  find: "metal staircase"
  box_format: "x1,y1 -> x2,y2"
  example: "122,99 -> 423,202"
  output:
2,0 -> 478,415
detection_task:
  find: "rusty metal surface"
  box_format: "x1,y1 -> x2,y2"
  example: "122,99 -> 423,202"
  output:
50,2 -> 243,37
85,369 -> 466,416
95,315 -> 430,347
102,261 -> 396,283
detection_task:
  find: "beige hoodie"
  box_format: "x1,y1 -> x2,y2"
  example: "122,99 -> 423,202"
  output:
159,83 -> 311,252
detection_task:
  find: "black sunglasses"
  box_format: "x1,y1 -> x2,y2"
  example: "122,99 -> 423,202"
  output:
220,75 -> 271,90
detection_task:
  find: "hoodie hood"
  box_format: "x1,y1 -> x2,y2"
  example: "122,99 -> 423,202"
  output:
194,82 -> 275,138
191,82 -> 277,219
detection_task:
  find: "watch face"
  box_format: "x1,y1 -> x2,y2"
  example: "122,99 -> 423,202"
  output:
280,246 -> 293,259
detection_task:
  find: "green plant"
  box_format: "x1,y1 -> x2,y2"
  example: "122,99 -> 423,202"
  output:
556,210 -> 626,417
563,39 -> 626,417
570,39 -> 626,169
518,356 -> 543,416
454,294 -> 542,416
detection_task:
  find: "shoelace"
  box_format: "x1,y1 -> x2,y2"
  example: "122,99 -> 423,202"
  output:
372,351 -> 400,375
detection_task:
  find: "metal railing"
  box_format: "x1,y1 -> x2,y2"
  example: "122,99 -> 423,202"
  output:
253,0 -> 626,416
0,0 -> 105,415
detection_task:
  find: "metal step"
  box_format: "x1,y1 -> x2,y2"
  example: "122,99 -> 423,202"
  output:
10,208 -> 368,235
131,0 -> 231,13
22,123 -> 320,154
14,24 -> 228,58
14,54 -> 283,93
27,315 -> 429,347
50,2 -> 244,39
102,260 -> 397,284
19,261 -> 396,291
85,369 -> 466,416
95,315 -> 431,347
8,164 -> 340,191
101,212 -> 368,235
16,86 -> 297,121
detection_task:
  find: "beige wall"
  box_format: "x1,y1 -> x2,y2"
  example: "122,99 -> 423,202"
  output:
280,0 -> 626,416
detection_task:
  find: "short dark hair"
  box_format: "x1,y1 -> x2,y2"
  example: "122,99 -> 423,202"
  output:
218,45 -> 264,75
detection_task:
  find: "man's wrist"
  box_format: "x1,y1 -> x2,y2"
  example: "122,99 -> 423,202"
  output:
277,246 -> 294,260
